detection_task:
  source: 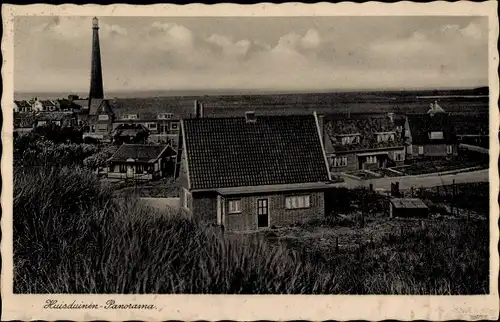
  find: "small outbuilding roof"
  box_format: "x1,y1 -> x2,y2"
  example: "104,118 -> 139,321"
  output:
390,198 -> 428,209
108,144 -> 175,163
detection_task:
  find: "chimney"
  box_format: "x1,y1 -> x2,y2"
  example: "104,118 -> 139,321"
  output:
199,102 -> 204,118
245,111 -> 256,123
194,100 -> 202,119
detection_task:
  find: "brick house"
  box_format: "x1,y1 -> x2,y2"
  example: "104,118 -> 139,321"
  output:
404,109 -> 458,159
318,113 -> 406,173
106,144 -> 176,181
175,112 -> 333,232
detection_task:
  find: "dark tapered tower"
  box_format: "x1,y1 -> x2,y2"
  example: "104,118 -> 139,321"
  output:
89,17 -> 104,100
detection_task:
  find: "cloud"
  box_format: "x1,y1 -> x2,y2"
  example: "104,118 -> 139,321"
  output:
205,34 -> 251,59
301,29 -> 321,49
148,22 -> 194,49
461,22 -> 483,41
14,17 -> 488,93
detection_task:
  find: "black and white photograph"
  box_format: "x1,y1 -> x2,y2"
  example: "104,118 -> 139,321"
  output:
2,2 -> 499,321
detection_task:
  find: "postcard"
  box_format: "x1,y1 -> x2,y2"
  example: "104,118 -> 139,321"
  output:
1,2 -> 499,321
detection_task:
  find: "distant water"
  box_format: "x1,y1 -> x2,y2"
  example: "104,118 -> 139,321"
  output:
14,87 -> 488,101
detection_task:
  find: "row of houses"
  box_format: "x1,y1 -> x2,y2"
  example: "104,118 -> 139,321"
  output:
172,105 -> 461,231
15,96 -> 461,231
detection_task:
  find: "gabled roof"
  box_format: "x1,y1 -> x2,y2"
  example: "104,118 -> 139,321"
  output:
89,99 -> 114,116
182,114 -> 330,190
407,113 -> 456,145
40,100 -> 56,107
36,111 -> 75,121
112,123 -> 149,137
108,144 -> 175,163
323,115 -> 404,152
14,100 -> 31,108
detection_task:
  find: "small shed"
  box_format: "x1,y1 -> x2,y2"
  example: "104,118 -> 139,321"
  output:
389,198 -> 429,218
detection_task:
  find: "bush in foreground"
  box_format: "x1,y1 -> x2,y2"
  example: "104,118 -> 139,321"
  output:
13,167 -> 489,294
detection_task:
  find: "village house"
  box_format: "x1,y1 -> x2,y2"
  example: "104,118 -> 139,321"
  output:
14,100 -> 33,113
82,99 -> 115,142
28,97 -> 60,112
318,112 -> 406,173
13,113 -> 36,136
112,123 -> 150,144
404,103 -> 458,159
175,112 -> 333,232
33,111 -> 77,128
106,143 -> 176,181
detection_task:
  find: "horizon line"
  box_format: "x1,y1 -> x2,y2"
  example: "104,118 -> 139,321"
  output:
15,85 -> 489,95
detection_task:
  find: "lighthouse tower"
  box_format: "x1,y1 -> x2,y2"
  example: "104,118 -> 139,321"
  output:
89,17 -> 104,100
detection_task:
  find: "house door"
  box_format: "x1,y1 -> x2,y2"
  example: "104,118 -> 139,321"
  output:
126,165 -> 134,178
217,195 -> 226,226
358,157 -> 364,170
257,198 -> 269,228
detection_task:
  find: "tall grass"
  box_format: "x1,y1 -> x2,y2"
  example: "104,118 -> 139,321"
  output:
14,167 -> 489,294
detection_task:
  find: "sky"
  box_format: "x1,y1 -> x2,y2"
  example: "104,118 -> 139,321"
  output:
14,16 -> 489,93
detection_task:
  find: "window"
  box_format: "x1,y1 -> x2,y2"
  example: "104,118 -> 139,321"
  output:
119,164 -> 127,173
124,114 -> 138,120
285,195 -> 311,210
447,145 -> 453,154
37,121 -> 47,126
377,132 -> 395,143
257,199 -> 268,215
136,164 -> 144,173
170,122 -> 179,130
147,123 -> 157,130
418,146 -> 424,155
366,156 -> 377,164
430,131 -> 444,140
331,156 -> 348,167
340,135 -> 359,145
54,121 -> 61,126
158,113 -> 174,120
394,151 -> 404,161
182,188 -> 192,210
98,115 -> 109,121
228,199 -> 242,214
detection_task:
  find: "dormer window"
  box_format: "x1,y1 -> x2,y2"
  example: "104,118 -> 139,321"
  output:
158,113 -> 173,120
339,134 -> 360,145
122,114 -> 138,120
429,131 -> 444,140
376,132 -> 395,143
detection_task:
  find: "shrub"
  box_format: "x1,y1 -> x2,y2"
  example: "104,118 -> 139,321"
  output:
13,166 -> 489,295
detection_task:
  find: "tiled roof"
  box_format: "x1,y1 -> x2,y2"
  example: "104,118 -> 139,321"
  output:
14,100 -> 31,108
324,115 -> 404,152
36,111 -> 75,121
89,99 -> 114,116
112,124 -> 149,136
183,114 -> 330,190
109,98 -> 188,120
407,113 -> 456,145
108,144 -> 174,162
40,100 -> 56,107
14,112 -> 37,128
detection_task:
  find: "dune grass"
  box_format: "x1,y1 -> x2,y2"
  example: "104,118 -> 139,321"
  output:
13,166 -> 489,294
